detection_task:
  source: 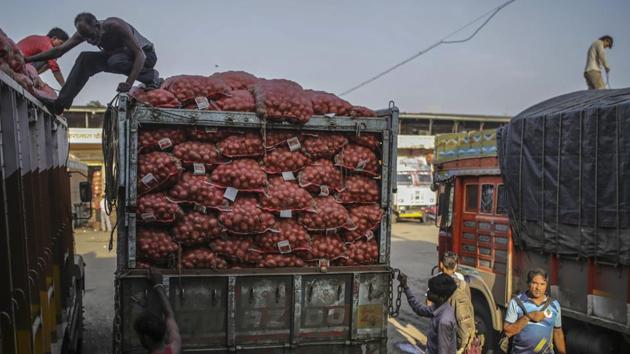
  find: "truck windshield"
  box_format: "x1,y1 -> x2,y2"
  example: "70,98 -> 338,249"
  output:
397,174 -> 413,185
417,174 -> 432,184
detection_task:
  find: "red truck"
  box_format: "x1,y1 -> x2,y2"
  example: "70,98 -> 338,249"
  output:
432,89 -> 630,354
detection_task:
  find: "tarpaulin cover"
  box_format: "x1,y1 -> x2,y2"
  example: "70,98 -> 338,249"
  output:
497,88 -> 630,265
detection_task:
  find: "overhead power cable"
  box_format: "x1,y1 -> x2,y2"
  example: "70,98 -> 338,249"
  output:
339,0 -> 517,97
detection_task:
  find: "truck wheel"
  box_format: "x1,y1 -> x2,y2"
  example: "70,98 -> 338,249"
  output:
473,297 -> 496,354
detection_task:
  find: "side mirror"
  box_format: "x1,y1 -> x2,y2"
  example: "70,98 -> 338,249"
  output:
79,182 -> 92,203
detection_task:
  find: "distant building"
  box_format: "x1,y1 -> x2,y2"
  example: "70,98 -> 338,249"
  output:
399,112 -> 510,135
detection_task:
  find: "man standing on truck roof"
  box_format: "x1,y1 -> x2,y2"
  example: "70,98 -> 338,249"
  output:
17,28 -> 69,86
399,272 -> 457,354
584,35 -> 613,90
134,268 -> 182,354
24,12 -> 162,115
502,269 -> 566,354
439,252 -> 477,354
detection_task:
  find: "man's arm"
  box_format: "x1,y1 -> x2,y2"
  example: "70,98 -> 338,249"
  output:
597,40 -> 610,72
26,32 -> 83,63
403,286 -> 434,317
153,286 -> 182,354
553,327 -> 566,354
53,70 -> 65,86
107,18 -> 146,91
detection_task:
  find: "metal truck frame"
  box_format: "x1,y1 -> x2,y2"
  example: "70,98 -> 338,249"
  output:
0,71 -> 84,354
108,95 -> 400,353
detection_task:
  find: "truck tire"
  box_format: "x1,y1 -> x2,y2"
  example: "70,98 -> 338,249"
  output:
473,297 -> 496,354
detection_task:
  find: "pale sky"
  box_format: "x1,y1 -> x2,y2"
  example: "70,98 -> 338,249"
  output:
2,0 -> 628,116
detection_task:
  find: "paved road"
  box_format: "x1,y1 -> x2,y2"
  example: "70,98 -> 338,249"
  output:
75,221 -> 438,354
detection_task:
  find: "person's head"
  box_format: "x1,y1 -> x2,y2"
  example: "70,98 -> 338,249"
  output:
427,273 -> 457,307
134,312 -> 166,350
600,35 -> 614,49
527,268 -> 549,300
46,27 -> 69,47
74,12 -> 101,45
439,251 -> 458,275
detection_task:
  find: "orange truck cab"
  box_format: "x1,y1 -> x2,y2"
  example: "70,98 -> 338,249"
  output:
432,89 -> 630,354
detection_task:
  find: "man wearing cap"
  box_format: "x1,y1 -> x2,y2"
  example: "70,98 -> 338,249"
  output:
584,35 -> 613,90
399,272 -> 457,354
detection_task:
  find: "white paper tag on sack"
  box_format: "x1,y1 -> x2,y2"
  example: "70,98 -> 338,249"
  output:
193,163 -> 206,175
280,210 -> 292,218
324,113 -> 336,118
277,240 -> 292,254
140,212 -> 156,222
356,159 -> 368,171
287,137 -> 301,152
223,187 -> 238,202
193,204 -> 207,214
282,171 -> 295,181
318,259 -> 330,268
141,173 -> 157,187
195,96 -> 210,110
365,231 -> 375,241
157,138 -> 173,150
319,185 -> 330,197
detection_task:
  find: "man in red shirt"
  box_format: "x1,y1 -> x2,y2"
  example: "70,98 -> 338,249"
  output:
18,28 -> 69,86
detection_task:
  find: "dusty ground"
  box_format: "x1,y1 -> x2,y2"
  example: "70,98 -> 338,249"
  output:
75,221 -> 438,354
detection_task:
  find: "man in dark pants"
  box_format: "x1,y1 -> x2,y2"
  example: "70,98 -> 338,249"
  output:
25,13 -> 161,115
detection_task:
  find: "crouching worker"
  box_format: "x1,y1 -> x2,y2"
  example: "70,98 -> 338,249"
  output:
134,268 -> 182,354
399,272 -> 457,354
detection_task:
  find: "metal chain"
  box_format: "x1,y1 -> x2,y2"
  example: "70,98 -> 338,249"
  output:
113,274 -> 122,353
388,268 -> 403,317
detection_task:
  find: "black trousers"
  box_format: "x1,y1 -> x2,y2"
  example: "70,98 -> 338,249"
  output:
57,47 -> 158,108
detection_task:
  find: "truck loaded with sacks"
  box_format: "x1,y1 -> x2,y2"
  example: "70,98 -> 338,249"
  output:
104,71 -> 402,353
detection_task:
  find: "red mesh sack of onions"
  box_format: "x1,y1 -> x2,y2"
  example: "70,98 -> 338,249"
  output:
130,86 -> 180,108
172,211 -> 224,246
137,227 -> 179,264
33,83 -> 57,100
187,127 -> 230,143
344,238 -> 379,265
261,177 -> 315,212
304,90 -> 352,116
214,89 -> 255,112
308,233 -> 347,261
0,29 -> 26,73
335,144 -> 379,176
262,131 -> 302,150
210,237 -> 263,264
302,134 -> 348,159
137,152 -> 182,194
337,175 -> 380,204
252,79 -> 314,124
172,141 -> 222,168
298,196 -> 354,231
257,219 -> 311,254
258,254 -> 305,268
137,192 -> 183,224
298,159 -> 343,195
161,75 -> 229,104
350,133 -> 381,151
138,127 -> 186,153
344,204 -> 383,242
220,197 -> 276,234
350,106 -> 377,118
262,147 -> 311,174
182,248 -> 227,269
217,133 -> 263,158
168,172 -> 229,210
210,159 -> 267,192
209,71 -> 258,91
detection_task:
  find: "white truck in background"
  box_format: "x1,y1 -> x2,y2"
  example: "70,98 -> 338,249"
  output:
394,136 -> 436,223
